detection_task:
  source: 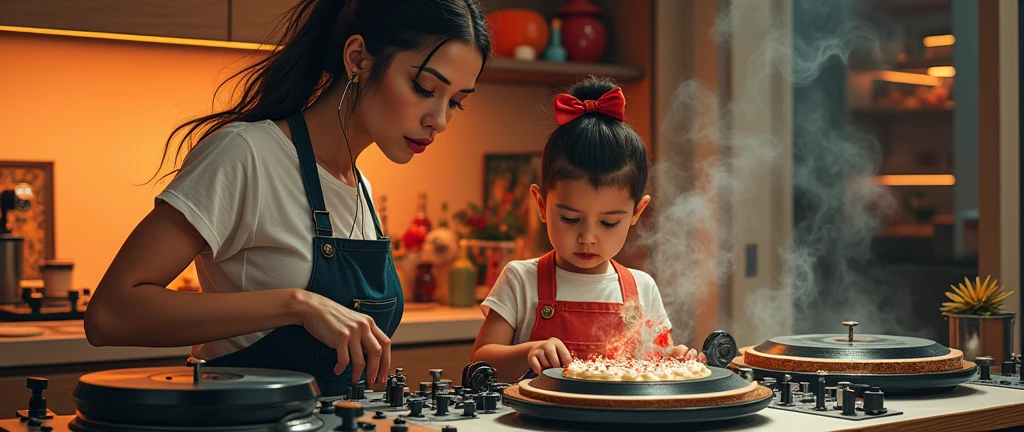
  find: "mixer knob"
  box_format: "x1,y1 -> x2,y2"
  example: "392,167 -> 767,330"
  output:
390,425 -> 408,432
348,380 -> 366,400
407,398 -> 426,417
420,382 -> 431,393
779,375 -> 793,406
1002,360 -> 1016,376
373,411 -> 386,420
480,392 -> 500,411
436,395 -> 451,416
441,426 -> 458,432
357,421 -> 376,430
319,399 -> 333,414
452,386 -> 464,396
333,401 -> 364,432
430,369 -> 443,382
26,377 -> 48,418
863,386 -> 886,415
841,388 -> 857,416
976,356 -> 994,380
462,399 -> 477,417
27,294 -> 43,314
853,383 -> 870,399
39,426 -> 52,432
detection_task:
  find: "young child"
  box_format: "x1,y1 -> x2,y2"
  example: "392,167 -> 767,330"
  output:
472,77 -> 707,382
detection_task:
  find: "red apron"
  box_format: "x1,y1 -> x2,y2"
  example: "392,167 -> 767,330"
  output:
528,251 -> 644,359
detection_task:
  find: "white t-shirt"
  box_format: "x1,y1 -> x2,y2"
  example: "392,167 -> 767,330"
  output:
156,119 -> 379,360
480,258 -> 670,345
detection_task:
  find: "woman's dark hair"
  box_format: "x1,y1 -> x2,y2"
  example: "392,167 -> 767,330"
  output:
153,0 -> 491,182
540,76 -> 649,205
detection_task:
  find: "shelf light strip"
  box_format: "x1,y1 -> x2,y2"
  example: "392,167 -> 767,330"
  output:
873,175 -> 956,186
0,25 -> 279,51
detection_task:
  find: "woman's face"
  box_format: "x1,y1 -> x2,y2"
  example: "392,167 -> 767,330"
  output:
358,41 -> 484,164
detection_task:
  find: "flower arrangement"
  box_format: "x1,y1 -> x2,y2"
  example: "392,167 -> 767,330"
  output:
940,275 -> 1015,316
452,193 -> 526,242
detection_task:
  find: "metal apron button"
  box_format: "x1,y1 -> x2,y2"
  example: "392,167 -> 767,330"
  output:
540,305 -> 555,319
322,243 -> 335,258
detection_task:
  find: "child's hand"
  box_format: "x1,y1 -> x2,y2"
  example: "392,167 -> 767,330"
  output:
527,337 -> 573,374
668,344 -> 708,364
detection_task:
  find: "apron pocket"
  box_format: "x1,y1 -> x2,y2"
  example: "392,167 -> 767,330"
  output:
313,297 -> 398,360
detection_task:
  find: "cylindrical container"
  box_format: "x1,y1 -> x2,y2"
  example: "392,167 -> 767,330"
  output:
0,234 -> 24,304
448,241 -> 478,308
945,312 -> 1016,373
40,259 -> 74,298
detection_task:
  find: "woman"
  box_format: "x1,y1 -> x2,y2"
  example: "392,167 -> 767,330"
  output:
84,0 -> 492,396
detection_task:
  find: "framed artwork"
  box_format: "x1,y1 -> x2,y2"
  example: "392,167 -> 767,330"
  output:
483,153 -> 542,218
0,161 -> 55,280
483,153 -> 551,256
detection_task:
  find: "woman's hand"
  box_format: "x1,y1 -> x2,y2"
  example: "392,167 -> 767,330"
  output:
668,344 -> 708,364
298,291 -> 391,384
527,337 -> 573,374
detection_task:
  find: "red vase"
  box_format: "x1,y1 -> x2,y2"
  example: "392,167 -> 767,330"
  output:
557,0 -> 606,63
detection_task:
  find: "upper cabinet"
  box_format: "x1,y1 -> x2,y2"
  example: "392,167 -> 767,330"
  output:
0,0 -> 230,41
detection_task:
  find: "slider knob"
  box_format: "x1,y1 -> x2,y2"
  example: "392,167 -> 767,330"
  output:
863,387 -> 886,415
976,356 -> 993,380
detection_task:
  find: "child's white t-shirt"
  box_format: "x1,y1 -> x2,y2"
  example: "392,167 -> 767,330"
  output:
156,119 -> 380,361
480,258 -> 671,345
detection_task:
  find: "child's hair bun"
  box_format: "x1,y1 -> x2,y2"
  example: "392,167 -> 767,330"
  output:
567,76 -> 621,105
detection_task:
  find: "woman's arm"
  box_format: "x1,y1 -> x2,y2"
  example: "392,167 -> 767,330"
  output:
85,202 -> 391,383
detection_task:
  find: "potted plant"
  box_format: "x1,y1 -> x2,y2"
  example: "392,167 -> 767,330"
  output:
941,275 -> 1016,372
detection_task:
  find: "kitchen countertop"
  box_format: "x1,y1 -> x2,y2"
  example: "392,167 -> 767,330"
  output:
0,304 -> 484,368
0,383 -> 1021,431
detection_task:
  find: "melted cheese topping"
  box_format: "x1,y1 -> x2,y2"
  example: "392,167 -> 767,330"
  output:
562,357 -> 712,381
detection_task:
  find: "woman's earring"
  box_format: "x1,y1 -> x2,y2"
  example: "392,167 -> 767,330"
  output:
350,71 -> 359,84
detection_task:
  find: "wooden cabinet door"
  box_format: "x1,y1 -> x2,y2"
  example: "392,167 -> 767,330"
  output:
230,0 -> 296,43
0,0 -> 229,41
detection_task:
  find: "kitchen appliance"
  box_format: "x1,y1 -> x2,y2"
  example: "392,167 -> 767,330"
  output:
0,359 -> 511,432
0,286 -> 89,322
500,330 -> 775,425
968,354 -> 1024,390
0,183 -> 32,305
730,321 -> 979,395
749,370 -> 903,420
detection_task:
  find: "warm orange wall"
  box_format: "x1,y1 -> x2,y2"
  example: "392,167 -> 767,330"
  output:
0,32 -> 552,290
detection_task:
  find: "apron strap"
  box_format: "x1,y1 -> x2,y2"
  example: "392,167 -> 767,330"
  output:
353,168 -> 387,240
610,259 -> 639,302
536,251 -> 558,303
287,113 -> 333,237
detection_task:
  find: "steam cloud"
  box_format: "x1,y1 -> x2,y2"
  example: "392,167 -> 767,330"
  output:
640,0 -> 935,347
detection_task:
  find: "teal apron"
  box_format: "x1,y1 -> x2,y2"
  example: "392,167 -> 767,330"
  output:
206,113 -> 404,396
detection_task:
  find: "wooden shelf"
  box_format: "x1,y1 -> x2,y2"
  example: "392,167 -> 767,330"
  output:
850,105 -> 953,115
479,57 -> 645,86
866,0 -> 950,14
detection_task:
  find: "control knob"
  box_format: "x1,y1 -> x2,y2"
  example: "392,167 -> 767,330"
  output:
863,386 -> 886,415
1002,360 -> 1016,377
347,380 -> 366,400
408,398 -> 426,418
333,401 -> 363,432
436,394 -> 452,416
976,356 -> 994,380
26,377 -> 49,419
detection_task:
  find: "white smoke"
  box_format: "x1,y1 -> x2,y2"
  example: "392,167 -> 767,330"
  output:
639,0 -> 934,347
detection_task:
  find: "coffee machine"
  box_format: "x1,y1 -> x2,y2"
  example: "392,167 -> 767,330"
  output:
1,183 -> 32,305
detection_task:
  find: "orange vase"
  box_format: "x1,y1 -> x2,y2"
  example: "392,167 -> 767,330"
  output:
485,9 -> 550,58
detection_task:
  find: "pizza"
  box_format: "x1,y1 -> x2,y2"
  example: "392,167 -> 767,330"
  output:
562,356 -> 712,381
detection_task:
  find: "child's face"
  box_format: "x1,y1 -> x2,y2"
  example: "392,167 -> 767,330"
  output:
531,179 -> 650,274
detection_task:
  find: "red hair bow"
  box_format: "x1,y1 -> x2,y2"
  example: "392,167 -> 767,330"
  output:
553,87 -> 626,126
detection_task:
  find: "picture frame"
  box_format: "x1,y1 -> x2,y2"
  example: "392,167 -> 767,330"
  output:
483,153 -> 542,218
0,161 -> 55,280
